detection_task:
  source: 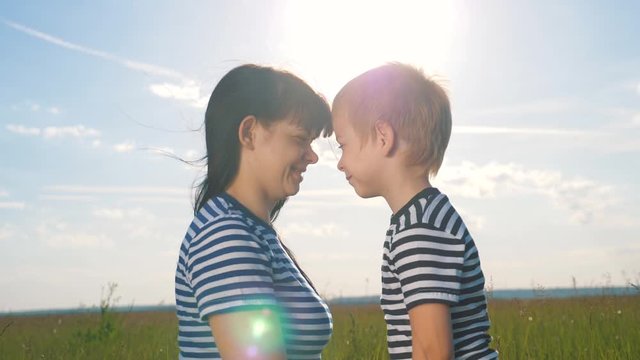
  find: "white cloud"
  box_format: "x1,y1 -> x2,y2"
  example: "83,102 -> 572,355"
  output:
6,124 -> 41,136
93,208 -> 125,219
125,196 -> 187,204
93,207 -> 155,221
600,107 -> 640,129
289,186 -> 387,209
438,161 -> 619,225
149,81 -> 208,108
2,19 -> 187,81
7,124 -> 100,139
299,189 -> 356,197
459,212 -> 486,232
43,185 -> 188,196
311,138 -> 339,169
473,98 -> 579,117
40,185 -> 187,207
0,224 -> 15,241
43,125 -> 100,139
40,195 -> 96,202
37,220 -> 114,249
453,126 -> 597,137
47,233 -> 114,249
2,19 -> 206,107
147,146 -> 175,156
184,149 -> 200,160
0,201 -> 25,210
114,140 -> 136,153
0,190 -> 25,210
279,222 -> 349,238
11,100 -> 62,114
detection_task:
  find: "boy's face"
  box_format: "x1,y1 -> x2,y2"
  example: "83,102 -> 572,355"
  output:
332,111 -> 382,198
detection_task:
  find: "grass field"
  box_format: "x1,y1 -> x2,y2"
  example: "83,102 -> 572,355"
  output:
1,295 -> 638,359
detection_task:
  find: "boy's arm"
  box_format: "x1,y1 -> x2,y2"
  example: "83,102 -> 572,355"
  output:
408,303 -> 454,360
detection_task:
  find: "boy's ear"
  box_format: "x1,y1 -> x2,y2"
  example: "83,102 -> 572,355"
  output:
238,115 -> 258,150
374,120 -> 396,156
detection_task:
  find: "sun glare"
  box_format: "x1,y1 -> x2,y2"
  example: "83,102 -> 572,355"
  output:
283,0 -> 456,102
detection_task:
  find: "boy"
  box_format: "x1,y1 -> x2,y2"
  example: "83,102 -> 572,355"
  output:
332,63 -> 498,360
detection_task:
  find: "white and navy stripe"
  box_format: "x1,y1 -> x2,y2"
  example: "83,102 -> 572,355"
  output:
381,187 -> 498,359
175,194 -> 332,359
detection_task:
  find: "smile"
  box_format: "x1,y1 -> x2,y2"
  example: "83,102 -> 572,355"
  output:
292,167 -> 306,180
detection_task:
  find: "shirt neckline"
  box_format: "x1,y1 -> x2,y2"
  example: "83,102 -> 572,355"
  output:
219,192 -> 275,231
390,187 -> 441,224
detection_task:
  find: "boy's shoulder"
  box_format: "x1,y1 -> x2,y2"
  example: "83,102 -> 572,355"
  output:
391,187 -> 468,240
391,187 -> 449,226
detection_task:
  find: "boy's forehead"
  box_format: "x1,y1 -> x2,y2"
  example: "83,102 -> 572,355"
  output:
331,112 -> 348,132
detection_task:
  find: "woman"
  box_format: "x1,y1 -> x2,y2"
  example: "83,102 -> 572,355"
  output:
175,64 -> 333,359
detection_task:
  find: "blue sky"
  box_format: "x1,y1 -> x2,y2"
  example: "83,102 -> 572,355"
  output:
1,1 -> 639,311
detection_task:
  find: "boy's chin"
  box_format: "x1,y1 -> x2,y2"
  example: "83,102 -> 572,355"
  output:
353,186 -> 378,199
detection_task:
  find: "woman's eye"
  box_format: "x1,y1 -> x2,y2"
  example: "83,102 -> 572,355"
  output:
293,135 -> 310,146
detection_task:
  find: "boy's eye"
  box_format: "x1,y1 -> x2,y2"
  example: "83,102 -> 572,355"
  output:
327,138 -> 343,160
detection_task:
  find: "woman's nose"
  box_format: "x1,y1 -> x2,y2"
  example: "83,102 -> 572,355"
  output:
306,145 -> 319,164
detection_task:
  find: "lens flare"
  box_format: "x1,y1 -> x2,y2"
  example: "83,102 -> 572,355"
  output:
252,319 -> 267,338
246,345 -> 258,358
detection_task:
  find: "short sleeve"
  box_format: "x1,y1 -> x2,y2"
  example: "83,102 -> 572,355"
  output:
185,217 -> 278,320
389,224 -> 465,309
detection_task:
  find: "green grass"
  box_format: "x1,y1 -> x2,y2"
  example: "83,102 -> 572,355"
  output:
487,296 -> 640,359
1,296 -> 638,359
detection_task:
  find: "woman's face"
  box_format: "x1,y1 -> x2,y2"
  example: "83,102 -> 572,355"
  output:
252,117 -> 319,202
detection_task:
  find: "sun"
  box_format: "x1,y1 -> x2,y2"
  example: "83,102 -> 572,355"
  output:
282,0 -> 457,102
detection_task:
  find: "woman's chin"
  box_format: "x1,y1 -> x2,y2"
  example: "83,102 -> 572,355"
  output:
283,183 -> 301,198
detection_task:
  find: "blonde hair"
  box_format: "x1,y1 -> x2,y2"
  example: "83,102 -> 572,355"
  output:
333,63 -> 452,178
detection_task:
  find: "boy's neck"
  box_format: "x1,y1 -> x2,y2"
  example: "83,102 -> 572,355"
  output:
382,173 -> 431,215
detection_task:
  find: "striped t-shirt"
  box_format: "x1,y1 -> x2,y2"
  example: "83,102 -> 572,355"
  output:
381,187 -> 498,359
175,193 -> 332,359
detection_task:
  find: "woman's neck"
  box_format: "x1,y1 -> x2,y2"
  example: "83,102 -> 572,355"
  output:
226,180 -> 274,223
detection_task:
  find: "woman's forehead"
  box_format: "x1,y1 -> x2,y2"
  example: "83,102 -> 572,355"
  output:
281,116 -> 320,137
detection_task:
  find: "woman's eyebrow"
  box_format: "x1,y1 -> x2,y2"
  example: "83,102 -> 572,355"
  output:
294,128 -> 316,140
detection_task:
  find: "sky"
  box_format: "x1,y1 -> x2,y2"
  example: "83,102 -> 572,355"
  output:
1,0 -> 639,312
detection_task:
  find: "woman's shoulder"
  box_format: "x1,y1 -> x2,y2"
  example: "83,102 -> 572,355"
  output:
195,196 -> 252,228
185,197 -> 247,238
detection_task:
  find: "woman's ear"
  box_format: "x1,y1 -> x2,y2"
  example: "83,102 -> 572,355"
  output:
238,115 -> 258,150
374,120 -> 396,156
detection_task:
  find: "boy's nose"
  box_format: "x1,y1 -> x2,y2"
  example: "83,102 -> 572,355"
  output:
336,157 -> 344,172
